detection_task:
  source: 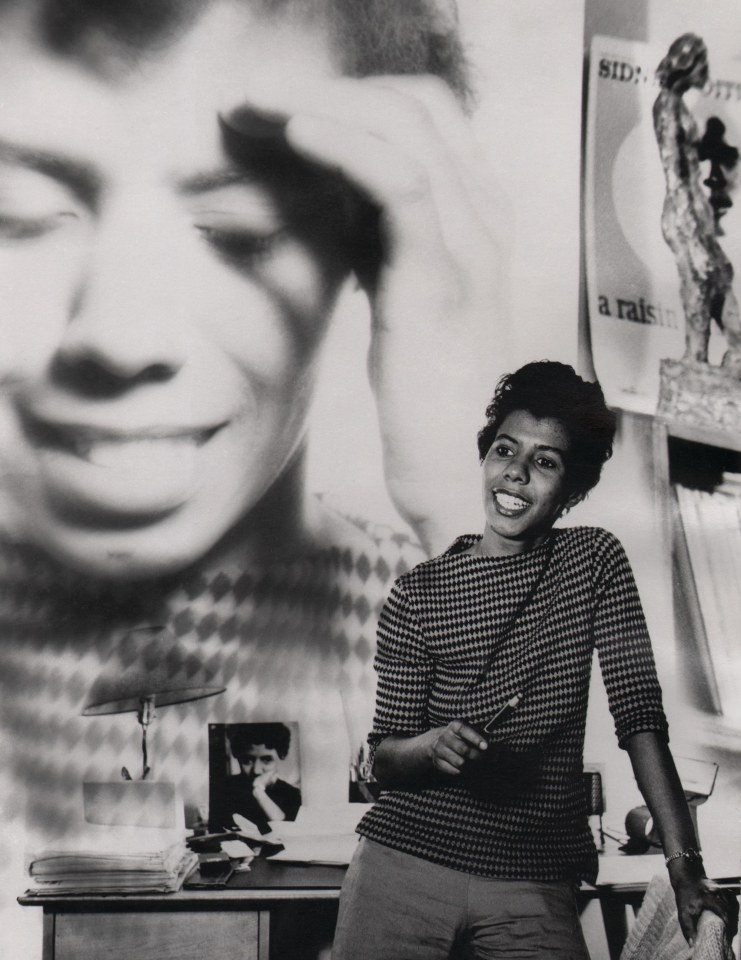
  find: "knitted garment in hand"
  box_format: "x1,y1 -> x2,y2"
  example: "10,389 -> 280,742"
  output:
358,527 -> 669,884
619,874 -> 734,960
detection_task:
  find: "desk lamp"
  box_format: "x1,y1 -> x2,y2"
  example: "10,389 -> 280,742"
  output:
83,624 -> 225,781
82,625 -> 225,828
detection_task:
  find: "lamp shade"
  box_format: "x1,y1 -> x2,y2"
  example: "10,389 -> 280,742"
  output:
82,625 -> 225,716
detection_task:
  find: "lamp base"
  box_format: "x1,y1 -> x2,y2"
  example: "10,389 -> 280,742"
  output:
83,781 -> 183,829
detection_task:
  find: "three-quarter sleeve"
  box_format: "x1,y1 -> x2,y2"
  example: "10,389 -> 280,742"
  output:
367,579 -> 432,762
593,535 -> 670,748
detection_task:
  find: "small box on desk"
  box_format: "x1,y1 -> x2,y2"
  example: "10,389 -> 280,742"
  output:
182,851 -> 235,888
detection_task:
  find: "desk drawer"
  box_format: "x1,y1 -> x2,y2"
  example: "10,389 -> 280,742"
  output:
54,909 -> 261,960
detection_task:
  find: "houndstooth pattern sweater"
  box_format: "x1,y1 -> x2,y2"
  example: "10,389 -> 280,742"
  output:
0,496 -> 424,837
0,497 -> 425,958
358,526 -> 669,884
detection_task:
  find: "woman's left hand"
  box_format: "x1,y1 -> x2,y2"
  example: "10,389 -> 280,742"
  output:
670,861 -> 739,945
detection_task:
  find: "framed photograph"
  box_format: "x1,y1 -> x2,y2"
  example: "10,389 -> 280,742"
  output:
208,722 -> 302,835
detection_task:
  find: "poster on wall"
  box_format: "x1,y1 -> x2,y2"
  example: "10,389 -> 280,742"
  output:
584,34 -> 741,414
0,3 -> 518,954
0,3 -> 592,955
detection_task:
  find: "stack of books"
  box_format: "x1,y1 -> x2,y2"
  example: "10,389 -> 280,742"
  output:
25,826 -> 197,895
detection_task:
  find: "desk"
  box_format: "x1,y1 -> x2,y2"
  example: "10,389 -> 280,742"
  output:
19,857 -> 739,960
19,859 -> 347,960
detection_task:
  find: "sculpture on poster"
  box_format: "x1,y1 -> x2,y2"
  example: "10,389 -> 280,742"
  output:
653,33 -> 741,431
585,34 -> 741,417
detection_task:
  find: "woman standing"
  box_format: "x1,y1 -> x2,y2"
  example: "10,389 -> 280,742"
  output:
333,361 -> 735,959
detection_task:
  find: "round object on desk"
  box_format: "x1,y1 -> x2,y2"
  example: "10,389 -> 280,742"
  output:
624,805 -> 661,853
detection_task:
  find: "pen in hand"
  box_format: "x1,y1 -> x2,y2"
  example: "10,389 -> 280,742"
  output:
481,693 -> 522,736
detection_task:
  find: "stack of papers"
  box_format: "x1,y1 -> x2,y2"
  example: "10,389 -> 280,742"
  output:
266,804 -> 372,865
25,826 -> 197,895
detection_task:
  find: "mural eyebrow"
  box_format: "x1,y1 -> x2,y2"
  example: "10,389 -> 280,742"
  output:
0,138 -> 102,208
177,167 -> 258,195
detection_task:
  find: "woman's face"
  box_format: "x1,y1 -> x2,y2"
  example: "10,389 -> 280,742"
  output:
479,410 -> 575,556
0,3 -> 350,578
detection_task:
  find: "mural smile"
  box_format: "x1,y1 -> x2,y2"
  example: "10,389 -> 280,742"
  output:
24,416 -> 228,517
27,420 -> 224,464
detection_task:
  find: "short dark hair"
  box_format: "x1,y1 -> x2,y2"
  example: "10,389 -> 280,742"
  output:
23,0 -> 472,104
325,0 -> 471,104
228,722 -> 292,761
476,361 -> 617,504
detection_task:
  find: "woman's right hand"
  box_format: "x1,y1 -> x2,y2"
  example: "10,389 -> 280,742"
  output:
428,721 -> 488,777
373,722 -> 488,789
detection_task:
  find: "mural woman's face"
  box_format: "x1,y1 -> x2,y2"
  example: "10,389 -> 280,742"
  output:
0,3 -> 350,577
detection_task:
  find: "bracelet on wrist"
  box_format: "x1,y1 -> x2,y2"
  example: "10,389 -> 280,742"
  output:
664,847 -> 703,867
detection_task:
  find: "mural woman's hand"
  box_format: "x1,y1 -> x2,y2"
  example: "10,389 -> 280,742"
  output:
223,75 -> 511,554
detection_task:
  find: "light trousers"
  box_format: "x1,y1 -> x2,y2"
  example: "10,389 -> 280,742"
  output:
332,839 -> 590,960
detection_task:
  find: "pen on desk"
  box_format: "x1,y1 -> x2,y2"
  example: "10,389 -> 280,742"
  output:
482,693 -> 522,735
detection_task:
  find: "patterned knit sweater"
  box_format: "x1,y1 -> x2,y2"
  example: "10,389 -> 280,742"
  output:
0,500 -> 424,833
358,527 -> 669,884
0,497 -> 424,960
